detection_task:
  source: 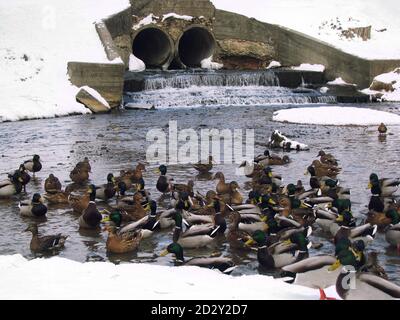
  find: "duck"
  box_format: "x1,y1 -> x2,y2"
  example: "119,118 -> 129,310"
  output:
115,170 -> 135,191
227,211 -> 252,250
160,242 -> 236,274
366,208 -> 398,228
192,155 -> 214,173
385,223 -> 400,250
332,267 -> 400,300
23,155 -> 42,177
96,173 -> 117,201
68,185 -> 95,213
245,230 -> 307,269
368,173 -> 399,198
69,166 -> 89,185
172,208 -> 223,249
19,193 -> 48,217
131,163 -> 146,183
44,174 -> 62,194
307,163 -> 339,179
0,172 -> 23,198
78,186 -> 102,229
317,150 -> 338,166
43,191 -> 70,205
25,224 -> 68,253
76,157 -> 91,173
378,123 -> 388,135
117,192 -> 149,221
156,165 -> 173,194
16,164 -> 31,192
104,201 -> 161,239
172,180 -> 195,199
213,172 -> 231,195
104,225 -> 142,254
255,150 -> 290,166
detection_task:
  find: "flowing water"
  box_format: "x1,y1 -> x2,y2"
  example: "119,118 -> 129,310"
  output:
1,79 -> 400,285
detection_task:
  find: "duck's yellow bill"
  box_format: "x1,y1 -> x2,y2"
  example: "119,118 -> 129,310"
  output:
261,216 -> 268,222
160,249 -> 169,257
101,216 -> 111,223
269,198 -> 276,205
328,260 -> 341,271
245,239 -> 255,246
335,215 -> 344,222
367,183 -> 372,189
283,239 -> 292,245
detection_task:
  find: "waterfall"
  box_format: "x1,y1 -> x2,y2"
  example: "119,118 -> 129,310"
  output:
125,86 -> 336,109
143,70 -> 280,90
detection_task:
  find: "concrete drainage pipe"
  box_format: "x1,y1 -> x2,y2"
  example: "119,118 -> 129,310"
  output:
178,26 -> 216,68
132,27 -> 174,69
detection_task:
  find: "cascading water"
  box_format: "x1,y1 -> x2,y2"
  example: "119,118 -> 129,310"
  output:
125,86 -> 336,109
124,69 -> 336,109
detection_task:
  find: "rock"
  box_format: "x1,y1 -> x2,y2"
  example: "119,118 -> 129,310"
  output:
217,39 -> 275,70
370,80 -> 394,92
341,26 -> 371,41
76,86 -> 111,114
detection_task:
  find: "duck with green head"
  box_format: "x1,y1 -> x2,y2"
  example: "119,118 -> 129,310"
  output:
0,171 -> 23,198
23,154 -> 42,177
160,242 -> 236,274
96,173 -> 117,201
19,193 -> 48,217
245,230 -> 307,269
369,173 -> 400,198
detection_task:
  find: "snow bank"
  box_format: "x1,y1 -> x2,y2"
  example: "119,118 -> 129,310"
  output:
0,255 -> 320,300
129,54 -> 146,72
291,64 -> 325,72
273,106 -> 400,126
133,14 -> 159,30
327,77 -> 355,86
211,0 -> 400,59
201,57 -> 224,70
267,61 -> 282,69
268,130 -> 309,151
162,13 -> 194,22
0,0 -> 129,122
362,68 -> 400,102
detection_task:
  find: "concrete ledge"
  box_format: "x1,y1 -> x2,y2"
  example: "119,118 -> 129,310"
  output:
95,21 -> 121,61
68,62 -> 125,107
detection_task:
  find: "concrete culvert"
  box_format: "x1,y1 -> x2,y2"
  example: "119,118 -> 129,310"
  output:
132,28 -> 173,69
178,27 -> 216,68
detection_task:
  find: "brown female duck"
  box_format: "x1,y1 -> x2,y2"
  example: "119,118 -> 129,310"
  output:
44,174 -> 62,194
117,192 -> 149,221
213,172 -> 231,195
192,156 -> 214,173
68,185 -> 95,213
317,150 -> 339,166
104,225 -> 142,254
25,224 -> 68,253
69,166 -> 89,185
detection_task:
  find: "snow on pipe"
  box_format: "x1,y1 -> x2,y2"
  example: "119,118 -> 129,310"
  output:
178,27 -> 216,68
132,27 -> 174,69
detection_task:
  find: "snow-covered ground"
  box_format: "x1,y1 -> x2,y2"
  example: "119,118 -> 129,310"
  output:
0,254 -> 329,300
212,0 -> 400,59
0,0 -> 129,122
365,68 -> 400,102
273,106 -> 400,126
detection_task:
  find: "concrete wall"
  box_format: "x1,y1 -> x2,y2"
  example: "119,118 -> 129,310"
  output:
67,62 -> 125,107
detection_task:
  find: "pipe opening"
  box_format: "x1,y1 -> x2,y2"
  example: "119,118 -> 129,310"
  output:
132,28 -> 173,69
178,27 -> 216,68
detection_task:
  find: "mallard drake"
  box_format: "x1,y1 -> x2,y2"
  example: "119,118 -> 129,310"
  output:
68,185 -> 95,213
156,165 -> 173,194
172,209 -> 222,249
104,201 -> 161,239
366,208 -> 398,228
76,157 -> 91,172
44,174 -> 62,194
23,154 -> 42,177
334,269 -> 400,300
385,223 -> 400,250
25,224 -> 68,253
69,166 -> 89,185
43,191 -> 69,205
96,173 -> 117,201
104,225 -> 142,254
378,123 -> 388,135
117,192 -> 149,221
19,193 -> 47,217
317,150 -> 338,166
0,172 -> 23,198
256,151 -> 290,166
245,230 -> 307,269
192,155 -> 214,173
78,186 -> 102,229
213,171 -> 233,195
160,243 -> 236,274
368,173 -> 399,197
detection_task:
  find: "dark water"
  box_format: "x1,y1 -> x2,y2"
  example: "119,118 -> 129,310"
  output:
0,102 -> 400,284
